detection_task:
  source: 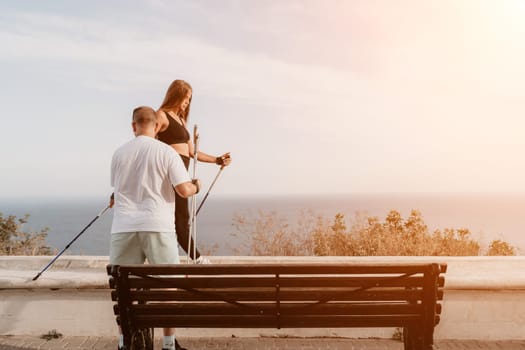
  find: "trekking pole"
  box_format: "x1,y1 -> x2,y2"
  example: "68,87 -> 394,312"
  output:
187,125 -> 199,264
32,205 -> 111,281
195,165 -> 225,216
191,125 -> 199,263
188,166 -> 223,225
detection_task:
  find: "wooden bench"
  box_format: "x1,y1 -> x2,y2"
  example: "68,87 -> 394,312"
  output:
107,263 -> 446,350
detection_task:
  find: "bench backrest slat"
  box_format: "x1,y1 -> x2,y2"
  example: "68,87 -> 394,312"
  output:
129,302 -> 424,315
126,289 -> 425,302
112,263 -> 445,276
130,314 -> 424,329
120,275 -> 444,289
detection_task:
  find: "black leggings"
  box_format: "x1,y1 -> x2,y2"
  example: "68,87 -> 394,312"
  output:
176,155 -> 201,259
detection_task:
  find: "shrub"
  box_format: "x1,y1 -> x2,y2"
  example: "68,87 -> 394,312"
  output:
0,213 -> 51,255
486,239 -> 516,256
233,209 -> 514,256
231,210 -> 317,256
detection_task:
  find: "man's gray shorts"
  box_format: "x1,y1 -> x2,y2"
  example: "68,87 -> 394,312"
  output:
109,231 -> 180,264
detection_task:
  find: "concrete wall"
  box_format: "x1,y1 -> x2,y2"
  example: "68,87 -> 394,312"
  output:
1,256 -> 524,339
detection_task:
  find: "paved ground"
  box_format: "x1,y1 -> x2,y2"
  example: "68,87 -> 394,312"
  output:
1,336 -> 525,350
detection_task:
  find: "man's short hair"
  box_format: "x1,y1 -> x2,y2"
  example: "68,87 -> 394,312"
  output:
132,106 -> 157,125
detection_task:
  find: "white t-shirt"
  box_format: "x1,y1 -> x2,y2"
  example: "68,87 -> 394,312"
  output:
110,135 -> 191,233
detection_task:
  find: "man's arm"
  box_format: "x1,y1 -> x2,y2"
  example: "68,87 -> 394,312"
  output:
174,179 -> 201,198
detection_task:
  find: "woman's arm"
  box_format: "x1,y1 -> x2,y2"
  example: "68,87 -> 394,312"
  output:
185,123 -> 231,165
188,142 -> 231,166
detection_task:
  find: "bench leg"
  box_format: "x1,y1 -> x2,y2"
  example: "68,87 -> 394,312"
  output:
403,327 -> 422,350
403,327 -> 435,350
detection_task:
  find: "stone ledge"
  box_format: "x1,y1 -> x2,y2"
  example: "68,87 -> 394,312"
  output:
1,256 -> 525,290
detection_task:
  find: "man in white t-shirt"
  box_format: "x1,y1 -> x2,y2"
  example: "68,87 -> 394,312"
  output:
110,106 -> 199,350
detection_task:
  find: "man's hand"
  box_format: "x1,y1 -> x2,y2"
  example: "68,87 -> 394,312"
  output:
109,193 -> 115,208
192,178 -> 201,194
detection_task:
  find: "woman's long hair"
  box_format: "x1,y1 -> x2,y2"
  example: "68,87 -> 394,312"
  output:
159,80 -> 193,121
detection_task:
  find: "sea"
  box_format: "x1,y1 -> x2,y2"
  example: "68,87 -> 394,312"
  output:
1,193 -> 525,256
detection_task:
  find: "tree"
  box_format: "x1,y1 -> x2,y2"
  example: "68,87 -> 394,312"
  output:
0,213 -> 51,255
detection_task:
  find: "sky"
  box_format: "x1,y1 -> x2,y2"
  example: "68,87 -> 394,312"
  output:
1,0 -> 525,198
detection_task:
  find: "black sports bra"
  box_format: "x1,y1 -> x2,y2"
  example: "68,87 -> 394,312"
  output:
157,112 -> 190,145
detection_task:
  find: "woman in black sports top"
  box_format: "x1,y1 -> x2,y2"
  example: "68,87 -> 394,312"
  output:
156,80 -> 231,263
